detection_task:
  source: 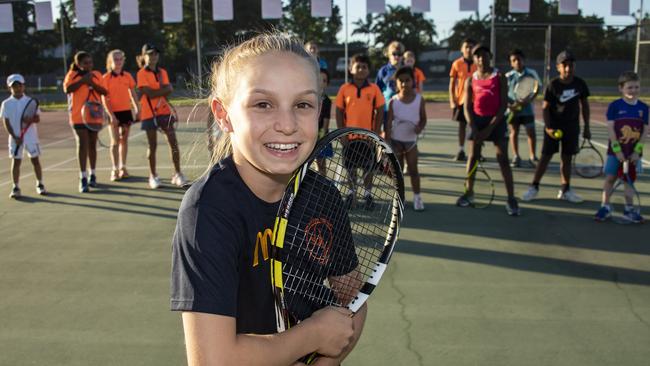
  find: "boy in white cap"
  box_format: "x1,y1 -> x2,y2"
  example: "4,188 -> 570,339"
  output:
1,74 -> 46,198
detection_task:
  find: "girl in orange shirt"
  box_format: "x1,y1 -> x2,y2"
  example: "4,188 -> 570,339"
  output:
136,44 -> 187,189
63,51 -> 108,193
102,49 -> 139,181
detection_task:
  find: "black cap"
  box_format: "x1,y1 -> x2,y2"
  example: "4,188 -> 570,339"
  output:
471,43 -> 491,56
142,43 -> 160,54
556,50 -> 575,64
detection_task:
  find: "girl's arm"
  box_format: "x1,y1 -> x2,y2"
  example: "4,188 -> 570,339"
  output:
101,94 -> 116,124
140,84 -> 173,98
416,96 -> 427,134
493,73 -> 508,125
91,78 -> 108,95
385,100 -> 394,142
463,78 -> 473,126
373,106 -> 383,135
182,306 -> 355,366
2,117 -> 17,139
129,87 -> 141,120
63,73 -> 92,93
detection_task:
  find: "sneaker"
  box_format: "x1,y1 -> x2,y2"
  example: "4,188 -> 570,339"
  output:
528,157 -> 538,168
594,205 -> 612,222
110,169 -> 119,182
510,156 -> 521,168
89,174 -> 97,188
454,150 -> 467,161
9,186 -> 21,199
149,175 -> 161,189
456,192 -> 473,207
36,183 -> 47,195
623,207 -> 644,223
171,172 -> 189,187
521,186 -> 539,202
413,195 -> 425,211
506,197 -> 521,216
557,189 -> 583,203
119,167 -> 130,179
79,177 -> 89,193
364,195 -> 375,211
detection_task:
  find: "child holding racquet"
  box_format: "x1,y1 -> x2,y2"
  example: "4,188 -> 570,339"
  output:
386,66 -> 426,211
102,49 -> 139,181
63,51 -> 108,193
506,49 -> 541,168
449,38 -> 477,161
456,44 -> 520,216
137,44 -> 188,189
594,71 -> 647,222
2,74 -> 46,198
171,33 -> 365,365
521,51 -> 591,203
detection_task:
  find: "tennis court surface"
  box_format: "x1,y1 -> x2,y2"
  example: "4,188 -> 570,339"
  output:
1,102 -> 648,365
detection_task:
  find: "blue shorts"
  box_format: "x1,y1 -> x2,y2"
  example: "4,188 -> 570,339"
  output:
604,154 -> 644,176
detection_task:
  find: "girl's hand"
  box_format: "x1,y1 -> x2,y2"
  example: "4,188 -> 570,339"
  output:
81,72 -> 93,84
109,114 -> 117,127
415,124 -> 424,134
307,306 -> 354,358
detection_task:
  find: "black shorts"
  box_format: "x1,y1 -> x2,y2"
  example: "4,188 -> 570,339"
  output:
114,110 -> 135,126
343,139 -> 376,172
72,124 -> 100,132
452,105 -> 467,124
391,139 -> 417,153
509,114 -> 535,128
469,115 -> 508,144
541,126 -> 579,156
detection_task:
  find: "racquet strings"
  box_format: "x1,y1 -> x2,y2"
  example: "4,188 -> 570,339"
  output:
467,163 -> 492,208
514,76 -> 537,101
280,135 -> 399,324
574,145 -> 602,178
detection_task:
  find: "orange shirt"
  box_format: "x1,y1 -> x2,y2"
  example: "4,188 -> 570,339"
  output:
335,81 -> 385,131
449,57 -> 477,105
137,67 -> 171,120
414,67 -> 426,93
63,70 -> 104,125
103,71 -> 136,113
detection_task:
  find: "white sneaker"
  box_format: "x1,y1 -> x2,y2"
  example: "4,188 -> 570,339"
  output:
557,189 -> 583,203
149,175 -> 161,189
171,172 -> 189,187
413,194 -> 424,211
36,183 -> 47,195
521,186 -> 539,202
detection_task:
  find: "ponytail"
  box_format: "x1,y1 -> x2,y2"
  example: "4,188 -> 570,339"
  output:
69,51 -> 91,72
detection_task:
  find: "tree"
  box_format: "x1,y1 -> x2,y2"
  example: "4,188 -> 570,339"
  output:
368,5 -> 436,55
280,0 -> 342,44
352,14 -> 375,46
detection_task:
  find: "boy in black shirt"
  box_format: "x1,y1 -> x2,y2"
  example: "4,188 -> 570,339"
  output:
521,51 -> 591,203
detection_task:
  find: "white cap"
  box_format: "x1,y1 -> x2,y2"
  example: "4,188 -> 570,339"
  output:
6,74 -> 25,87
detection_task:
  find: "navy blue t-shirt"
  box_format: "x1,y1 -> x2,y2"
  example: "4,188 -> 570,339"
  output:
170,156 -> 279,334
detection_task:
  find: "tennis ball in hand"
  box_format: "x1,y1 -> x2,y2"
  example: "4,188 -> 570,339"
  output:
553,130 -> 563,139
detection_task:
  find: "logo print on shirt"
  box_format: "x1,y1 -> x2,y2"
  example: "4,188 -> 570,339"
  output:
252,228 -> 273,267
559,89 -> 579,103
619,125 -> 641,144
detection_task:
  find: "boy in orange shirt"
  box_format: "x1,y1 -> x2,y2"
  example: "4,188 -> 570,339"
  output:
335,53 -> 385,210
449,38 -> 477,161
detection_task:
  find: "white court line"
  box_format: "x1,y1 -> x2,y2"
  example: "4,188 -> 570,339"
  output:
44,164 -> 208,172
0,131 -> 146,187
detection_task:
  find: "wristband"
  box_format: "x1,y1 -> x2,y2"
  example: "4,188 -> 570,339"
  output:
634,142 -> 644,154
611,141 -> 622,153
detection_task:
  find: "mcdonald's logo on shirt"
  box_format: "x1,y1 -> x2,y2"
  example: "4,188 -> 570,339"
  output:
252,228 -> 273,267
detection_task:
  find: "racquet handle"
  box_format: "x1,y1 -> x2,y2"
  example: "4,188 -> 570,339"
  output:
623,161 -> 629,174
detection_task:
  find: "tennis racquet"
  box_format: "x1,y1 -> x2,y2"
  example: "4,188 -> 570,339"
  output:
463,160 -> 495,208
269,128 -> 404,364
81,89 -> 109,148
12,97 -> 39,158
146,95 -> 178,133
506,75 -> 539,124
574,138 -> 604,178
609,161 -> 643,224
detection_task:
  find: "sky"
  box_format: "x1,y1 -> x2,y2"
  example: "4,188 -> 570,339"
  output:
45,0 -> 645,43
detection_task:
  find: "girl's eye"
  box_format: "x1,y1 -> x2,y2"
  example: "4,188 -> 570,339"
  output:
296,102 -> 314,109
254,102 -> 272,109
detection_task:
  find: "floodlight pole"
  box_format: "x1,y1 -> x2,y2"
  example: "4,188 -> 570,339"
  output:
634,0 -> 644,73
344,0 -> 348,84
490,0 -> 496,65
194,0 -> 202,81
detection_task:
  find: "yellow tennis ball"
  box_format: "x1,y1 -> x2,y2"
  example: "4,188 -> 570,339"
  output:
554,130 -> 563,139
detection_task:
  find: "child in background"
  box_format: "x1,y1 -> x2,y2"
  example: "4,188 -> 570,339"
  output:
385,66 -> 427,211
594,71 -> 647,223
375,41 -> 404,136
403,51 -> 426,93
2,74 -> 46,198
316,68 -> 333,174
305,40 -> 329,71
449,38 -> 477,161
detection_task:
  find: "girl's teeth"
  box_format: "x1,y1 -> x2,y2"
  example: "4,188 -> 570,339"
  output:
267,143 -> 298,151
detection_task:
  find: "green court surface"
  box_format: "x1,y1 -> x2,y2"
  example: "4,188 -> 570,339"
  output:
1,105 -> 649,365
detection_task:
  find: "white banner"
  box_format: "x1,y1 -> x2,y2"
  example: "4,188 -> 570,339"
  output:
411,0 -> 430,13
611,0 -> 629,16
75,0 -> 94,28
35,2 -> 54,31
0,4 -> 14,33
163,0 -> 183,23
261,0 -> 282,19
459,0 -> 479,12
212,0 -> 234,20
120,0 -> 140,25
509,0 -> 530,13
559,0 -> 579,15
311,0 -> 332,17
367,0 -> 385,14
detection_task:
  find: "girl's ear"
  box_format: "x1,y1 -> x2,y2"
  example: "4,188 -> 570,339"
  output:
211,98 -> 232,132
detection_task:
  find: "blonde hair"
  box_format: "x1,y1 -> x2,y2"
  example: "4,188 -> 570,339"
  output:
403,50 -> 415,59
385,41 -> 405,57
106,49 -> 125,72
206,32 -> 321,168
